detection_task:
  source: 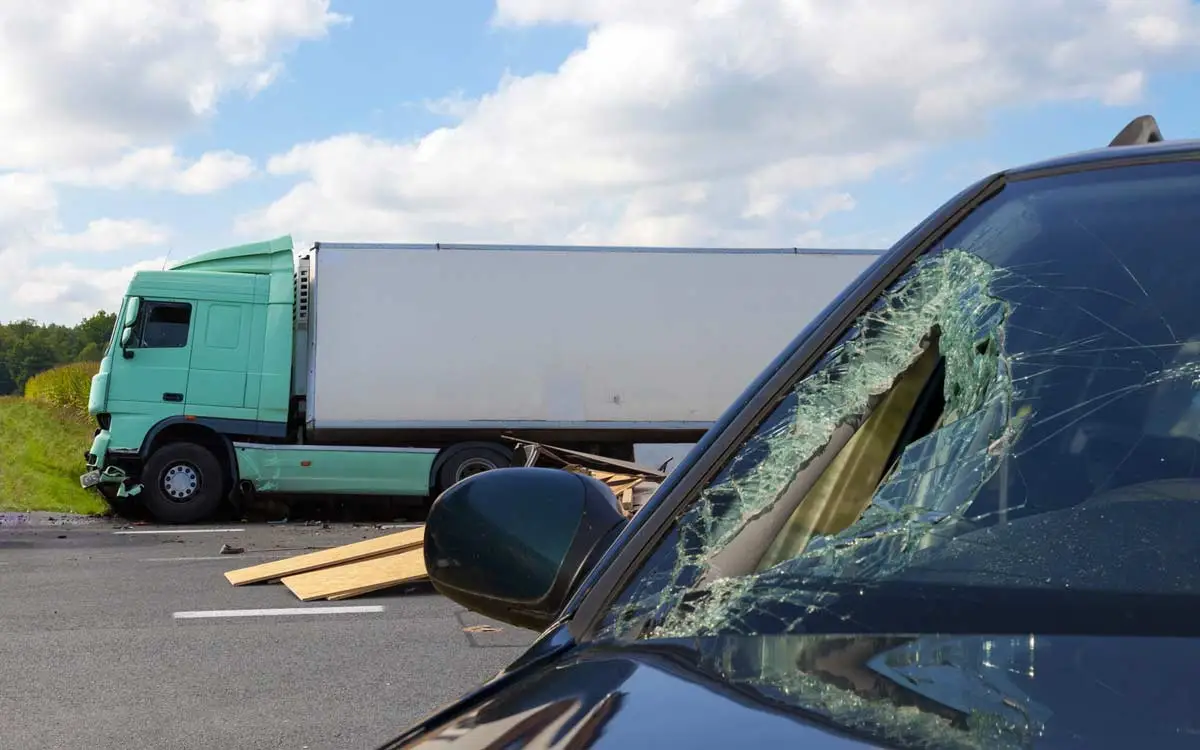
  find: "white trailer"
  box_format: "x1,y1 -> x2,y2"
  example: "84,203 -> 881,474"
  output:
300,242 -> 884,447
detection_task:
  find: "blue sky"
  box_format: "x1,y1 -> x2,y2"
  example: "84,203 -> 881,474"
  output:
5,1 -> 1200,323
54,1 -> 591,271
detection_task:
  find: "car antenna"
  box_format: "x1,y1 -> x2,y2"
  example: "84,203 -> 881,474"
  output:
1109,115 -> 1164,147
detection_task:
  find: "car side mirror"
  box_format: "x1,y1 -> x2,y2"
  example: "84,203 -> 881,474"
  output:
424,467 -> 628,632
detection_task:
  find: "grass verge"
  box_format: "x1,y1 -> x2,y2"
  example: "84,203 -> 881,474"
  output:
0,396 -> 108,515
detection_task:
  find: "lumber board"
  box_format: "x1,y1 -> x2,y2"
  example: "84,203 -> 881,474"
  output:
281,547 -> 427,601
325,573 -> 429,600
223,526 -> 425,586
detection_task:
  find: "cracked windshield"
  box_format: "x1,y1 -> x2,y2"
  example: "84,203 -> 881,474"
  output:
598,160 -> 1200,643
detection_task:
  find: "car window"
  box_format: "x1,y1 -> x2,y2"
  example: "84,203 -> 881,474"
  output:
592,158 -> 1200,642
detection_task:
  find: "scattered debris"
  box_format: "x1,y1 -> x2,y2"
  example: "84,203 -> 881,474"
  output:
220,451 -> 662,601
1,512 -> 107,528
506,438 -> 665,517
284,547 -> 425,601
219,543 -> 245,555
463,624 -> 500,634
223,526 -> 426,600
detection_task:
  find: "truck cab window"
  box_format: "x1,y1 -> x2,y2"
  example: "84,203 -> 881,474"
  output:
134,302 -> 192,348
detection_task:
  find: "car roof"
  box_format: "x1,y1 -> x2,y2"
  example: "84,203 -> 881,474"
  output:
1005,114 -> 1200,177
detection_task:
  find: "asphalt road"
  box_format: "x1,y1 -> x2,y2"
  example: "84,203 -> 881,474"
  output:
0,515 -> 536,750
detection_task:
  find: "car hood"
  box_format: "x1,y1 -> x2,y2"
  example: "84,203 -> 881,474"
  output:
387,632 -> 1200,749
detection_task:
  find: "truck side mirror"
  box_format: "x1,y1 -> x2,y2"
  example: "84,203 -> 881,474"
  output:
423,467 -> 628,632
123,297 -> 140,328
119,326 -> 135,358
120,297 -> 140,358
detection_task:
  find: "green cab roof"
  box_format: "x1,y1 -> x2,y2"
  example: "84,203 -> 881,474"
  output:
169,235 -> 295,274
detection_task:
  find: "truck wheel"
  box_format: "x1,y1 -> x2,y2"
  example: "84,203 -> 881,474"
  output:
438,445 -> 511,491
142,442 -> 225,524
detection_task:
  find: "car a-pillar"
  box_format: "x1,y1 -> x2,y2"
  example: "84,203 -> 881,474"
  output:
139,424 -> 235,524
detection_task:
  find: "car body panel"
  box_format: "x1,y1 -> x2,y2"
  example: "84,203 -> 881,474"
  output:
1006,137 -> 1200,177
387,634 -> 1200,749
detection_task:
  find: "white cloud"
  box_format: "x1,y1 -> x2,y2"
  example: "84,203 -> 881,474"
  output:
0,192 -> 170,321
0,0 -> 347,172
54,147 -> 257,194
0,173 -> 58,241
423,90 -> 478,120
41,218 -> 171,252
241,0 -> 1200,248
10,257 -> 168,321
0,0 -> 346,322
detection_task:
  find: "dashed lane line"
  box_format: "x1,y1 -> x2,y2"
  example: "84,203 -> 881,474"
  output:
114,528 -> 245,535
173,605 -> 385,620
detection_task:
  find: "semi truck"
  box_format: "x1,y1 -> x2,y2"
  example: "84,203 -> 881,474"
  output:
80,236 -> 884,523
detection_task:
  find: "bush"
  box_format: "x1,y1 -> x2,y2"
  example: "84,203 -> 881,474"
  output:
25,361 -> 100,416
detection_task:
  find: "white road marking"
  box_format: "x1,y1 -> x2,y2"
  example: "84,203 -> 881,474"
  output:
173,605 -> 384,620
139,553 -> 295,562
114,528 -> 244,535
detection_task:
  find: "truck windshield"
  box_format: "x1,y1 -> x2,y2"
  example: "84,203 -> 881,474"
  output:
594,157 -> 1200,642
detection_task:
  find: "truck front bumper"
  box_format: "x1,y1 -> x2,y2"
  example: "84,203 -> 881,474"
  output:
84,428 -> 111,470
80,429 -> 141,497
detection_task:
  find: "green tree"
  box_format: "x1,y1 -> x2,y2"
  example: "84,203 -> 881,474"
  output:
75,311 -> 116,354
76,342 -> 103,362
0,311 -> 116,395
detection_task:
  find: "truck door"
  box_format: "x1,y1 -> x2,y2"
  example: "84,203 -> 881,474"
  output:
106,299 -> 193,417
186,301 -> 253,418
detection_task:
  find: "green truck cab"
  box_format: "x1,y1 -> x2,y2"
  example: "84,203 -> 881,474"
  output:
83,236 -> 445,523
82,236 -> 303,522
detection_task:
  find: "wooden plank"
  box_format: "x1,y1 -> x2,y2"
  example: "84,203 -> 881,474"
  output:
222,526 -> 425,586
325,572 -> 430,600
281,547 -> 428,602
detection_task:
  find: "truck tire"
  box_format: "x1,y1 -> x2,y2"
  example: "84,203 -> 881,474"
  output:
437,444 -> 511,491
141,442 -> 225,524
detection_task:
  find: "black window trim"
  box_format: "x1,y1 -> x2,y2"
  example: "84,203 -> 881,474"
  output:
565,145 -> 1200,644
134,299 -> 193,349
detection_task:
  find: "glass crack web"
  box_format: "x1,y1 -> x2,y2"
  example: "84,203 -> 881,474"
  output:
603,248 -> 1019,641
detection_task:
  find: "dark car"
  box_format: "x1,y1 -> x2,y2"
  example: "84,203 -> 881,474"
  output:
383,115 -> 1200,749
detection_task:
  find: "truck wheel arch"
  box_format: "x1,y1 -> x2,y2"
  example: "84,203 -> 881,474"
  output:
430,441 -> 515,493
140,417 -> 238,496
